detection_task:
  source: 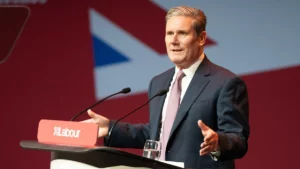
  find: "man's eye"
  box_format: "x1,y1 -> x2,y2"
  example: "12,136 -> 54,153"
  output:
167,32 -> 173,35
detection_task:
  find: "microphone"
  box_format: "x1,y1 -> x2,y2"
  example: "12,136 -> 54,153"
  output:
70,87 -> 131,121
107,89 -> 169,147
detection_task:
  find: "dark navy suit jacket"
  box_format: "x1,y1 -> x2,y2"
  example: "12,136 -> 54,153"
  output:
106,56 -> 250,169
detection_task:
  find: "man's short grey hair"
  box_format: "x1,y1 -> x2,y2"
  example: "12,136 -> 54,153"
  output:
165,6 -> 207,36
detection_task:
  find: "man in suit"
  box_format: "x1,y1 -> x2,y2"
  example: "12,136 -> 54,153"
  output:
84,5 -> 250,169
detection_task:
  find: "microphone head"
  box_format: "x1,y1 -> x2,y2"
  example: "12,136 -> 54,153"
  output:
121,87 -> 131,94
157,89 -> 169,96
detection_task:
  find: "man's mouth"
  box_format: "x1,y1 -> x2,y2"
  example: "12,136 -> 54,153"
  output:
171,49 -> 183,52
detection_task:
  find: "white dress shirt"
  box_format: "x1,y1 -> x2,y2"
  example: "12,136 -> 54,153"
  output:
159,53 -> 205,141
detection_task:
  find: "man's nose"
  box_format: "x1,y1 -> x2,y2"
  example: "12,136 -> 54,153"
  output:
171,34 -> 179,45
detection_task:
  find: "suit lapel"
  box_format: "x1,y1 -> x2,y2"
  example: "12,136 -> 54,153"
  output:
169,57 -> 211,140
151,68 -> 175,140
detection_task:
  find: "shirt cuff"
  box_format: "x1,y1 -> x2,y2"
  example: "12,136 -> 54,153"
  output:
210,149 -> 221,161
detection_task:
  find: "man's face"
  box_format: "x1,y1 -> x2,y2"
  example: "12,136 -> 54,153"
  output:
165,16 -> 205,69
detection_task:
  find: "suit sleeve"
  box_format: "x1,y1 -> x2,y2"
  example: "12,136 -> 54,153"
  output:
216,76 -> 250,161
104,121 -> 150,148
103,77 -> 155,148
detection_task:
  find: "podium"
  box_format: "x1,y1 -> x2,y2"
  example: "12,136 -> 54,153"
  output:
20,140 -> 183,169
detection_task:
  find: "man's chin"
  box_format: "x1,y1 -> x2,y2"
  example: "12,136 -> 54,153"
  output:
168,56 -> 183,62
170,60 -> 183,65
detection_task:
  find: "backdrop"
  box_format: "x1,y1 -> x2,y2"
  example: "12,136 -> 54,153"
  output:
0,0 -> 300,168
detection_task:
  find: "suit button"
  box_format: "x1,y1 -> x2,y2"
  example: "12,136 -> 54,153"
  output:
167,150 -> 172,153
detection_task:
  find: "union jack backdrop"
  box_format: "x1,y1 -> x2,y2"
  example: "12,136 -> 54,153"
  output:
0,0 -> 299,169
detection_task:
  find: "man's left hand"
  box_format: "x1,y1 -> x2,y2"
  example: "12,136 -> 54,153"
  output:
198,120 -> 219,156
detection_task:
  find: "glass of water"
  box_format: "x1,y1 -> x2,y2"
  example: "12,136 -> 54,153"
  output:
143,140 -> 161,160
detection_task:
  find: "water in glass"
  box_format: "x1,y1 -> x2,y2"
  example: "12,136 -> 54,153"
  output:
143,148 -> 161,160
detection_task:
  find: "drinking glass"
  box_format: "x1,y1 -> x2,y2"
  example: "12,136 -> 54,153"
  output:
142,140 -> 161,160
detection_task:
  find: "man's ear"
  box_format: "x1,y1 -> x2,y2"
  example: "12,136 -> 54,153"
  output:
199,31 -> 207,46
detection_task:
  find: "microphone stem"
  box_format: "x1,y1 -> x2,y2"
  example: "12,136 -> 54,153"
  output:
70,92 -> 122,121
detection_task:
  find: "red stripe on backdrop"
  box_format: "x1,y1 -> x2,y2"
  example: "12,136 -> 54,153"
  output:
237,65 -> 300,169
89,0 -> 167,54
89,0 -> 216,55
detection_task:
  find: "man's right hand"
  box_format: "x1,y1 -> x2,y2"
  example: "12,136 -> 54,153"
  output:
82,109 -> 110,138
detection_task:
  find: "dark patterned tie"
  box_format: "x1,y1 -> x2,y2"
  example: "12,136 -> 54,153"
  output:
160,70 -> 185,160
